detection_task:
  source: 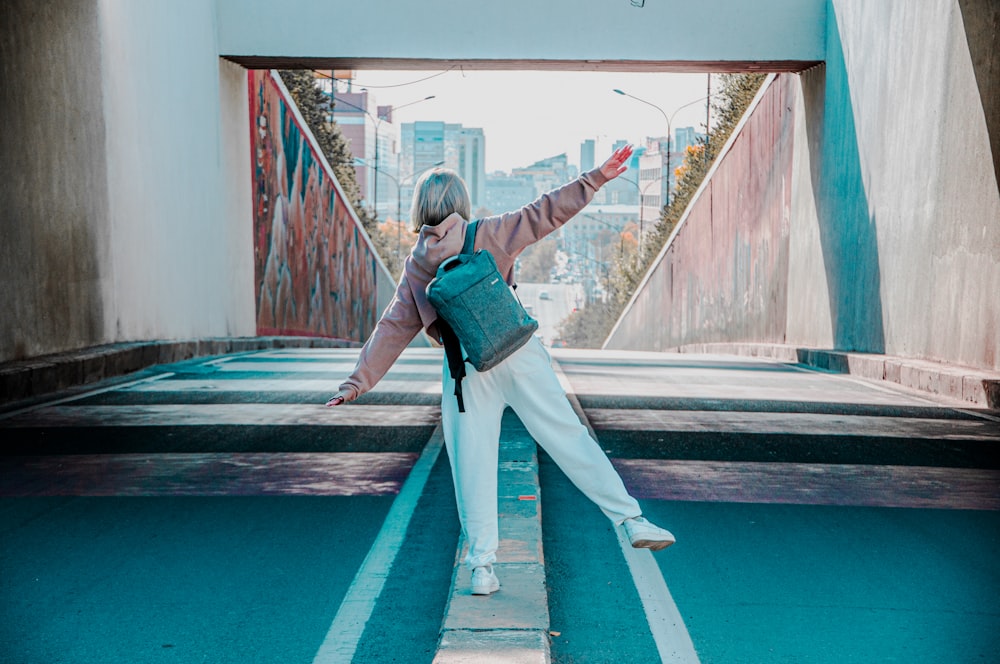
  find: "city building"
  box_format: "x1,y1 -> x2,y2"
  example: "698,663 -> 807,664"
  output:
635,127 -> 704,230
638,136 -> 669,231
599,142 -> 643,206
485,172 -> 535,215
512,154 -> 573,199
400,121 -> 486,211
580,139 -> 595,173
448,125 -> 486,210
674,126 -> 703,151
559,202 -> 639,267
326,84 -> 400,220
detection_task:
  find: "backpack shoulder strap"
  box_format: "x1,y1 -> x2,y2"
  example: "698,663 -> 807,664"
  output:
437,219 -> 478,415
461,220 -> 478,256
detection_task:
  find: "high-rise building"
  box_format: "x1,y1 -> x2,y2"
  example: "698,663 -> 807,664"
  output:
674,126 -> 703,151
580,139 -> 595,172
512,154 -> 572,199
448,125 -> 486,210
328,87 -> 399,220
638,137 -> 670,236
600,143 -> 643,206
400,121 -> 486,211
485,172 -> 535,215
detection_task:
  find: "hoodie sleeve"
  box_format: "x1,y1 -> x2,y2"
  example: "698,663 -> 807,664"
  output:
476,168 -> 609,260
337,272 -> 424,402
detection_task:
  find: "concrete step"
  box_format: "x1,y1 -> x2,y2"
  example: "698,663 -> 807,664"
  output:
435,415 -> 551,663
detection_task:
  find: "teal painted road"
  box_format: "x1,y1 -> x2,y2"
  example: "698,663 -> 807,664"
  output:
640,501 -> 1000,662
3,347 -> 998,663
553,350 -> 1000,663
0,348 -> 453,663
0,495 -> 392,663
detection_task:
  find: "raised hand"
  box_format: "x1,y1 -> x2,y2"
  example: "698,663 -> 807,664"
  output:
599,144 -> 634,181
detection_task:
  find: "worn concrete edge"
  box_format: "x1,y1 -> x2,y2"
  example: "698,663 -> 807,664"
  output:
434,435 -> 551,663
672,342 -> 1000,409
435,629 -> 551,664
0,336 -> 362,405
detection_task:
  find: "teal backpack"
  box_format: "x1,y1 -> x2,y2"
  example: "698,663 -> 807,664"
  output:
426,220 -> 539,412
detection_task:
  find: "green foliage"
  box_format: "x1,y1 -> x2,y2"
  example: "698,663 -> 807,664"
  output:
278,70 -> 402,275
559,73 -> 767,349
557,300 -> 619,349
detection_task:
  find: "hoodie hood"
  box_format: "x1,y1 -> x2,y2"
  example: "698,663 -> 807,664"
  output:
411,213 -> 468,276
406,212 -> 469,335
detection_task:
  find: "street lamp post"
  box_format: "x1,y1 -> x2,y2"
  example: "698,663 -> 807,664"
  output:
332,93 -> 435,222
619,174 -> 666,259
613,89 -> 718,212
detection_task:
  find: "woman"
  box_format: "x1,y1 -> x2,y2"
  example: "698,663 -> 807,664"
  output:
326,145 -> 674,596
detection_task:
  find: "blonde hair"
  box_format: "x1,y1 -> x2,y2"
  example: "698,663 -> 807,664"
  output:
409,168 -> 471,232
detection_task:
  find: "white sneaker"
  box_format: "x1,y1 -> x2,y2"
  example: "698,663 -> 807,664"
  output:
623,516 -> 676,551
471,565 -> 500,595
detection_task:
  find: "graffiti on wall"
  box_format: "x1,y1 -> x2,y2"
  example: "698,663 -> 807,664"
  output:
248,69 -> 379,342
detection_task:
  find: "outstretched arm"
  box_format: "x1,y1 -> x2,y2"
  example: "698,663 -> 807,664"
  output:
325,272 -> 423,407
478,145 -> 636,258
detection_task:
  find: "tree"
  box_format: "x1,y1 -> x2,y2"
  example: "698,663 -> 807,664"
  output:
278,70 -> 402,275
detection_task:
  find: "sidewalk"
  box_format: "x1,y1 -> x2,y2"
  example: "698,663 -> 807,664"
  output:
5,338 -> 998,410
0,337 -> 358,406
673,342 -> 1000,409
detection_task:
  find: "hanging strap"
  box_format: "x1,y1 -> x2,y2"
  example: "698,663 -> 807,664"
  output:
461,220 -> 479,255
438,319 -> 466,413
438,220 -> 479,414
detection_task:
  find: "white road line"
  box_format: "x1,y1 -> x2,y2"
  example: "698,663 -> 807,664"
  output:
614,529 -> 701,663
551,360 -> 700,664
216,361 -> 420,373
312,426 -> 445,664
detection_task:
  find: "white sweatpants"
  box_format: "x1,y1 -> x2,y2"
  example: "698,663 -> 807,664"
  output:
441,336 -> 642,569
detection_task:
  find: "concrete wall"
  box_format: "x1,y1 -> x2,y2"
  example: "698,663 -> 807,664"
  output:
1,0 -> 111,361
0,0 -> 397,364
605,75 -> 796,351
215,0 -> 825,67
0,0 -> 258,363
789,0 -> 999,369
607,0 -> 1000,372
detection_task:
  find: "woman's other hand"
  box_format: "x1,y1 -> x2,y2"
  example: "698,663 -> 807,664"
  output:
599,144 -> 634,181
325,392 -> 346,407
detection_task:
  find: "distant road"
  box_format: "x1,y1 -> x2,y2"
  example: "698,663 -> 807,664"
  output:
517,282 -> 584,346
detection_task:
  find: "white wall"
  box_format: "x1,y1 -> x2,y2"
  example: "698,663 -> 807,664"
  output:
215,0 -> 825,65
98,0 -> 256,342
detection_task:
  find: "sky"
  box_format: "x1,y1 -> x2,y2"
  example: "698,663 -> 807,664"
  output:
341,69 -> 718,174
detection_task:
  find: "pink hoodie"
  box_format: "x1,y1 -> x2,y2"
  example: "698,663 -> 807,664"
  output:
337,167 -> 610,402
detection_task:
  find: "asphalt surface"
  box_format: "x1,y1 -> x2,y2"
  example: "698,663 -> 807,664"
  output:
553,350 -> 1000,663
2,346 -> 998,663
